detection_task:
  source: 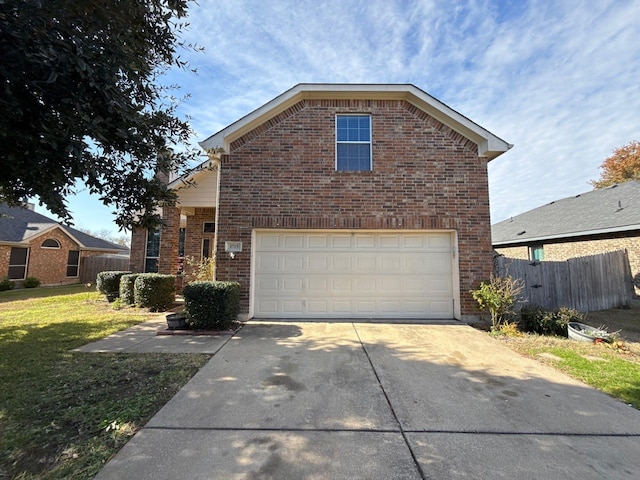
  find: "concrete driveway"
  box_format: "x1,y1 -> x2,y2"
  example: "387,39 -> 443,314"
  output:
94,322 -> 640,479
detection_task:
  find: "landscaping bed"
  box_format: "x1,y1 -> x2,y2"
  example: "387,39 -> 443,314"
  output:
491,300 -> 640,409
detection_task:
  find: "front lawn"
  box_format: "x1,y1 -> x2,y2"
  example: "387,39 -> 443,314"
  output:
493,301 -> 640,409
0,285 -> 211,479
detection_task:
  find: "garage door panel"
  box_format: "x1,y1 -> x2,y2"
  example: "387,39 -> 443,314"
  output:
282,300 -> 304,314
283,278 -> 304,292
354,235 -> 376,248
283,255 -> 304,271
308,256 -> 328,270
331,235 -> 352,248
257,254 -> 280,272
258,277 -> 280,292
307,235 -> 327,248
254,231 -> 455,319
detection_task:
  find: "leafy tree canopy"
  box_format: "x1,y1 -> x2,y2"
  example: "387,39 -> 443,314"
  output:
591,140 -> 640,189
0,0 -> 202,229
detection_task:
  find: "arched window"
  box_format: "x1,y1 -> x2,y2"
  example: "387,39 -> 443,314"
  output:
41,239 -> 61,249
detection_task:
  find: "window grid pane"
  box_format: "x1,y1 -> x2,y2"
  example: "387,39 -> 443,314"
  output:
336,115 -> 371,171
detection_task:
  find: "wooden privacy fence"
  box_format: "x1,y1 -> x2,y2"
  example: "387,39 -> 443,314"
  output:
495,249 -> 634,312
80,254 -> 130,284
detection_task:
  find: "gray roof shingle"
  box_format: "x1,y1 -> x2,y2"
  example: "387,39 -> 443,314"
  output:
0,204 -> 128,252
492,181 -> 640,245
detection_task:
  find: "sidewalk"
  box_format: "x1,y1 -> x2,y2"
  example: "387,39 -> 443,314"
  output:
74,315 -> 235,354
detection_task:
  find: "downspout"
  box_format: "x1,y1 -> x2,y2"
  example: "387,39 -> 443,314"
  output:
210,152 -> 223,281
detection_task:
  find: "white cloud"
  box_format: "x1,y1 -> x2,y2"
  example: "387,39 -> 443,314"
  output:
57,0 -> 640,233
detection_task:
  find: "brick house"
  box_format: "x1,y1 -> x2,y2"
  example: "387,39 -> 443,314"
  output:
492,181 -> 640,294
130,84 -> 512,321
0,203 -> 128,286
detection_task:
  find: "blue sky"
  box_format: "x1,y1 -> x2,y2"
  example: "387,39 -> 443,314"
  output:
35,0 -> 640,237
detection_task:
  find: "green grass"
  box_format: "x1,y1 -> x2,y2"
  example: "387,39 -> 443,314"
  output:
496,331 -> 640,410
0,285 -> 211,479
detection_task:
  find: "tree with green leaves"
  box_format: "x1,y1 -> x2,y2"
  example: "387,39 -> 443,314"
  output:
0,0 -> 201,229
591,140 -> 640,189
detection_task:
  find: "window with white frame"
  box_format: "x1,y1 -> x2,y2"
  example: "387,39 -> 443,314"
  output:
145,228 -> 161,273
41,238 -> 61,249
336,115 -> 372,171
530,244 -> 545,261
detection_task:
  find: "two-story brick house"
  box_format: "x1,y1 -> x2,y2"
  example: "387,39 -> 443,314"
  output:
130,84 -> 511,321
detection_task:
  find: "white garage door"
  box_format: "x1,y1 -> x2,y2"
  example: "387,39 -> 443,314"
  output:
252,230 -> 456,319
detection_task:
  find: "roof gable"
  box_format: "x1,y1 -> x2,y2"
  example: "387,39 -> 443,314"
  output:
199,83 -> 512,161
492,181 -> 640,245
0,204 -> 127,252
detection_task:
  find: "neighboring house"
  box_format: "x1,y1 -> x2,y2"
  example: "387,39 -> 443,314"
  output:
0,203 -> 128,286
492,181 -> 640,293
130,84 -> 512,320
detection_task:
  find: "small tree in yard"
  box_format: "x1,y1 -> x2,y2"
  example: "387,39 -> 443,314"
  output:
471,275 -> 524,330
591,140 -> 640,189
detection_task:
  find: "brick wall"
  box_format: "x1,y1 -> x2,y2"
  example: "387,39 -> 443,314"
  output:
158,206 -> 180,275
494,246 -> 529,260
183,208 -> 216,262
1,228 -> 82,285
129,227 -> 147,273
0,246 -> 9,280
214,99 -> 493,317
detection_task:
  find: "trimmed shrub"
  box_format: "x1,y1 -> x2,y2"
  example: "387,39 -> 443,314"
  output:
183,281 -> 240,330
119,273 -> 141,305
23,277 -> 41,288
0,277 -> 14,291
133,273 -> 176,312
520,305 -> 582,336
96,271 -> 132,302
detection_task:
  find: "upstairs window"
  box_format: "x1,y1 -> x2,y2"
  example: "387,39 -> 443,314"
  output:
336,115 -> 371,171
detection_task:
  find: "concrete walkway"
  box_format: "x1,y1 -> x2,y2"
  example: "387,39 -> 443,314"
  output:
91,321 -> 640,479
75,316 -> 233,354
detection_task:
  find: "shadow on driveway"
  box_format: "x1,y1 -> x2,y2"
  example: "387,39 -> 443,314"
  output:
95,322 -> 640,479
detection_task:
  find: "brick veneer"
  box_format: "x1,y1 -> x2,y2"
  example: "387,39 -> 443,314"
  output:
183,208 -> 216,262
213,98 -> 494,318
129,226 -> 146,273
1,227 -> 92,286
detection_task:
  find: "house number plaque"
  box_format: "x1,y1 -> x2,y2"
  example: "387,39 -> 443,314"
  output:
224,241 -> 243,253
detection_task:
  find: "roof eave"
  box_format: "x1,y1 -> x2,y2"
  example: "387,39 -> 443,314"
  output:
198,83 -> 512,160
492,223 -> 640,246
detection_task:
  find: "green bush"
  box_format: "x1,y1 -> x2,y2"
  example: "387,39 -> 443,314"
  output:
96,271 -> 132,302
520,305 -> 582,336
133,274 -> 176,312
0,277 -> 14,291
119,274 -> 141,305
470,275 -> 524,330
23,277 -> 41,288
183,281 -> 240,330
